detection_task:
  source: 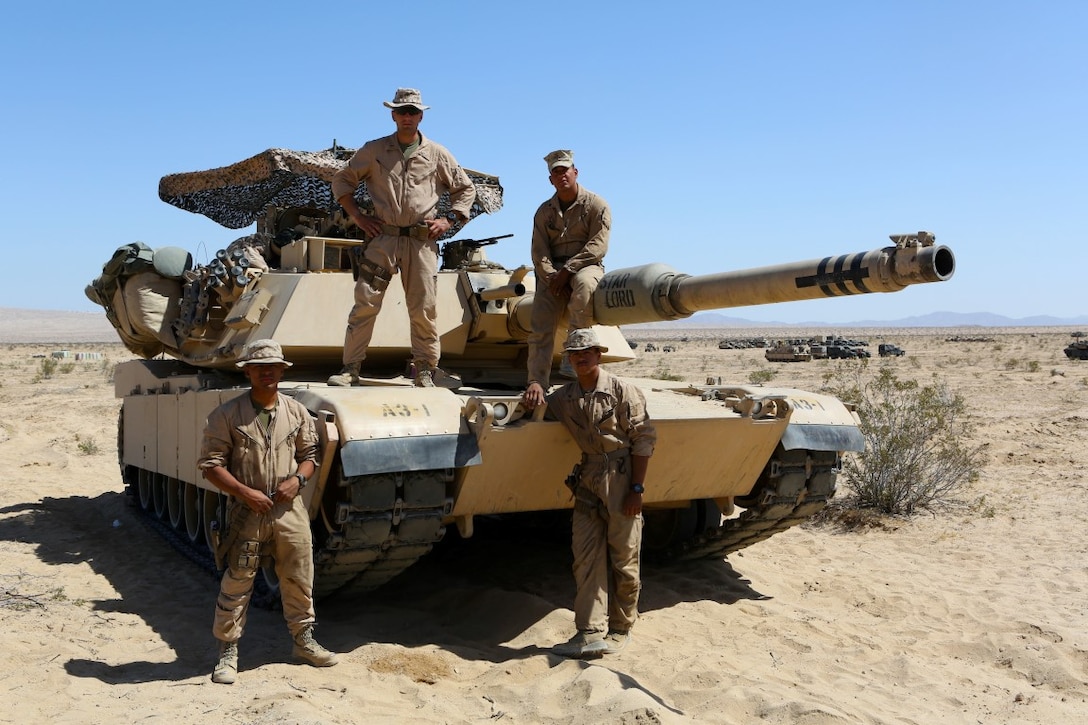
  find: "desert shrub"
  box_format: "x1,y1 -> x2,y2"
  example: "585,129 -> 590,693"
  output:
76,436 -> 99,456
33,357 -> 58,382
1003,358 -> 1019,370
748,367 -> 776,384
1026,360 -> 1040,373
651,366 -> 684,381
824,367 -> 984,515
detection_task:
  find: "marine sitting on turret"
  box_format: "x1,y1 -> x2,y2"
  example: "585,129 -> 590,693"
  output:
522,149 -> 611,408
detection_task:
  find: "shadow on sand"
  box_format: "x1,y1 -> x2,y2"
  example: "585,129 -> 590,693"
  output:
0,494 -> 767,686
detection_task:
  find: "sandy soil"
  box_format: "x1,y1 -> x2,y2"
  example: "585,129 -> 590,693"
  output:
1,326 -> 1086,724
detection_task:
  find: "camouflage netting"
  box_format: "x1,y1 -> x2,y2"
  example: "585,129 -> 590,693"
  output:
158,146 -> 503,239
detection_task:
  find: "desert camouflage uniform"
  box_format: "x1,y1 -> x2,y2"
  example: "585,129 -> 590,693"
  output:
547,368 -> 656,635
199,392 -> 319,642
528,186 -> 610,387
331,132 -> 476,369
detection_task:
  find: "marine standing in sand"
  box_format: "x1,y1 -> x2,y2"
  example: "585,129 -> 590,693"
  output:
538,328 -> 656,658
199,339 -> 338,684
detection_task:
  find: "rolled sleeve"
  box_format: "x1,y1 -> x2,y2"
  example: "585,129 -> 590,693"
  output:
198,407 -> 232,472
293,404 -> 319,465
332,149 -> 372,203
621,389 -> 657,459
440,153 -> 476,220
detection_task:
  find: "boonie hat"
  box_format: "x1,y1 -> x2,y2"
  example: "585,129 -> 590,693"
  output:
544,149 -> 574,171
383,88 -> 430,111
236,339 -> 292,367
564,328 -> 608,353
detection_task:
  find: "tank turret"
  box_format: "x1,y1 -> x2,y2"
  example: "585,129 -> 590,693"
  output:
89,148 -> 960,602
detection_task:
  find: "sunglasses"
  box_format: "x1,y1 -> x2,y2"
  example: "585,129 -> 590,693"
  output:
393,107 -> 422,116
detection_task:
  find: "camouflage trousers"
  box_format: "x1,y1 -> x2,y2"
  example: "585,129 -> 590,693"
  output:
212,495 -> 316,643
570,457 -> 643,635
343,232 -> 440,368
527,264 -> 603,386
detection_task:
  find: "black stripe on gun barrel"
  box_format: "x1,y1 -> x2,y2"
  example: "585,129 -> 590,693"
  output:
795,254 -> 872,296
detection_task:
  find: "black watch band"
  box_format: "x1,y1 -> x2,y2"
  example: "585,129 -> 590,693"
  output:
294,472 -> 307,489
630,483 -> 645,494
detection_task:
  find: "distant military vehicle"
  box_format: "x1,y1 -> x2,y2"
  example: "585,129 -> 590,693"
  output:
826,344 -> 859,359
765,341 -> 812,362
86,145 -> 956,599
878,343 -> 906,357
1064,335 -> 1088,360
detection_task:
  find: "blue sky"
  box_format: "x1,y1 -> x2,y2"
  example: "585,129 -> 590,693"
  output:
3,1 -> 1084,323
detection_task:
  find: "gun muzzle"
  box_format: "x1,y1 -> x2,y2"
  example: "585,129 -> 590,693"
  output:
478,282 -> 526,301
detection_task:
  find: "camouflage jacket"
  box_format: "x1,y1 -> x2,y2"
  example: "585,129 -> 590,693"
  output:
198,392 -> 318,496
546,368 -> 656,462
531,185 -> 611,277
331,132 -> 476,227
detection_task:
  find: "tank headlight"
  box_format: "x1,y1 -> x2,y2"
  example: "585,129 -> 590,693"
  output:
492,402 -> 509,423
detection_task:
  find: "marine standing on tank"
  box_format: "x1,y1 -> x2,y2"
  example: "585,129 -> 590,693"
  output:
531,328 -> 656,658
199,339 -> 338,684
328,87 -> 477,388
522,150 -> 611,408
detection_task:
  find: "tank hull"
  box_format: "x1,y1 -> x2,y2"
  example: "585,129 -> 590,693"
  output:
115,358 -> 862,597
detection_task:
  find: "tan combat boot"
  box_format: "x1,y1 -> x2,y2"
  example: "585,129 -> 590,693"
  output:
412,360 -> 461,389
327,361 -> 361,387
292,625 -> 339,667
413,366 -> 435,388
211,640 -> 238,684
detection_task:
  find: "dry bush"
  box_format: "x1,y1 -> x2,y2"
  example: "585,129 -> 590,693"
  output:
823,366 -> 985,515
748,366 -> 776,384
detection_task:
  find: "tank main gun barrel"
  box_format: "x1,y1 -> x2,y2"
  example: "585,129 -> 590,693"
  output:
592,232 -> 954,326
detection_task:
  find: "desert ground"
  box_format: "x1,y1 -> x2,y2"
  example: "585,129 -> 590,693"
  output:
1,321 -> 1086,724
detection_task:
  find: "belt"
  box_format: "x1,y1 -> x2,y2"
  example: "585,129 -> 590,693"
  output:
380,223 -> 431,241
581,448 -> 630,464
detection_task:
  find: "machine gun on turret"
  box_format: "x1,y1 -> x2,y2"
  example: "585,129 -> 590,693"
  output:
441,233 -> 514,270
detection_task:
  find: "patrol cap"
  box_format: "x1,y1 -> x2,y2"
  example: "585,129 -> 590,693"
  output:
236,339 -> 292,367
563,328 -> 608,353
544,149 -> 574,171
383,87 -> 430,111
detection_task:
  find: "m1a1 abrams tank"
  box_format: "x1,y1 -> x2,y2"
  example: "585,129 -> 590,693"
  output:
87,147 -> 956,599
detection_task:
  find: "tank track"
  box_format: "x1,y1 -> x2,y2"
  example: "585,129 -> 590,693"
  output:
650,447 -> 840,563
126,484 -> 219,572
121,467 -> 451,604
312,469 -> 452,599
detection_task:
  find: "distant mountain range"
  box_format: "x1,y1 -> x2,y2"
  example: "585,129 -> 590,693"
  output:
624,311 -> 1088,329
2,308 -> 1086,345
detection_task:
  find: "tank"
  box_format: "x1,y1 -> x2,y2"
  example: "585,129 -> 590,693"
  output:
1065,335 -> 1088,360
87,147 -> 957,599
764,341 -> 812,363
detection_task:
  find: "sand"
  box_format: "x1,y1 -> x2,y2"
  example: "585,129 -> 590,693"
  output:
1,325 -> 1085,724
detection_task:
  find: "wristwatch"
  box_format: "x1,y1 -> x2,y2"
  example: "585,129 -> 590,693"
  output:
446,211 -> 465,224
294,472 -> 308,489
630,483 -> 645,494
